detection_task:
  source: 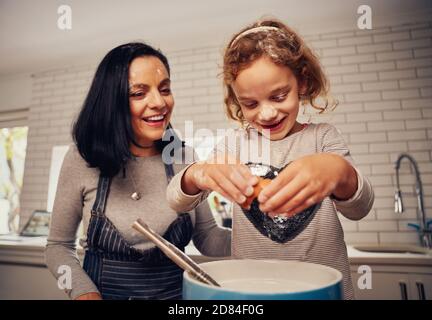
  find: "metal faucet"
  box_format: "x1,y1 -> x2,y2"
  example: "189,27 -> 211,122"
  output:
394,153 -> 432,249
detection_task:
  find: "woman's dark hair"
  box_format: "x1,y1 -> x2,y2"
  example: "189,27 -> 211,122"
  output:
73,42 -> 177,177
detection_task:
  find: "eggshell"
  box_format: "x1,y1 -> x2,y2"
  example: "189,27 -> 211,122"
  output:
241,177 -> 272,208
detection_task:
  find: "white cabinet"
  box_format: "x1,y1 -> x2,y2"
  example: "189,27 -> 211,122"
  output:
0,263 -> 68,300
409,273 -> 432,300
0,241 -> 69,299
351,265 -> 432,300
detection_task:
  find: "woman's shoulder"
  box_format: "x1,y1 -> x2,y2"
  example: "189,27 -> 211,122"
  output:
64,143 -> 85,165
62,143 -> 99,177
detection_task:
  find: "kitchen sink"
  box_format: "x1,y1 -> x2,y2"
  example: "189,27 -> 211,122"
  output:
353,244 -> 432,255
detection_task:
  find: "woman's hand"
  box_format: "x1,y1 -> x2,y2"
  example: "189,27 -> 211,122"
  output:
181,160 -> 259,207
258,153 -> 358,217
74,292 -> 102,300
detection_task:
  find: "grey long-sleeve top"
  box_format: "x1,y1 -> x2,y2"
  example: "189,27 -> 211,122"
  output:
45,144 -> 231,299
166,123 -> 375,299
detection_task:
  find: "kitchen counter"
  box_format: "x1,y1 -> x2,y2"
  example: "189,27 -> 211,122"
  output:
0,236 -> 211,265
0,237 -> 49,266
1,236 -> 431,267
347,245 -> 432,267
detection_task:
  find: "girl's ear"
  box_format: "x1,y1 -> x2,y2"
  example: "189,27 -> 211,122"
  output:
297,67 -> 308,96
298,78 -> 308,97
299,81 -> 307,96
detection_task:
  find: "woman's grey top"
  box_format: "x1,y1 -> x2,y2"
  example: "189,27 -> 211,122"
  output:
45,144 -> 231,299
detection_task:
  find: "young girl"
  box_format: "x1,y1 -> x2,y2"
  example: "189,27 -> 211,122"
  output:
166,19 -> 374,299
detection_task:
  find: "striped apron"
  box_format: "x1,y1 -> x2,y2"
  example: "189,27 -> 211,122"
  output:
82,163 -> 193,300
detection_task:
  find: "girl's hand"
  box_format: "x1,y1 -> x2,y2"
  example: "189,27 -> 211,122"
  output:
182,160 -> 259,207
257,154 -> 358,217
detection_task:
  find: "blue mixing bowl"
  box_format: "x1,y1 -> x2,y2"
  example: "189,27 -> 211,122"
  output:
183,259 -> 342,300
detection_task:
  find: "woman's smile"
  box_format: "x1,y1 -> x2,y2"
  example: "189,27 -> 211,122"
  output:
141,110 -> 169,127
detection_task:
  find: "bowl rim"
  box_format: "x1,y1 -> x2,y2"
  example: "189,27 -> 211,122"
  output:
183,259 -> 343,296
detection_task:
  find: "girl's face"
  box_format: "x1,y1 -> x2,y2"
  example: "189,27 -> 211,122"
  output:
231,56 -> 305,140
128,56 -> 173,149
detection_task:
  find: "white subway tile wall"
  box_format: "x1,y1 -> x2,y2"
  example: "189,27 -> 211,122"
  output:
21,21 -> 432,246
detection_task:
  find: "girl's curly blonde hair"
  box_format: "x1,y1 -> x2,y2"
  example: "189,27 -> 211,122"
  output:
223,18 -> 337,125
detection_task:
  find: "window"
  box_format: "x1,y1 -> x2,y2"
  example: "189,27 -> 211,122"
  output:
0,109 -> 28,234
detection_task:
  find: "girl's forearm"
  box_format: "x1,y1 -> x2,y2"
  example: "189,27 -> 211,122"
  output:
332,159 -> 358,201
181,163 -> 202,195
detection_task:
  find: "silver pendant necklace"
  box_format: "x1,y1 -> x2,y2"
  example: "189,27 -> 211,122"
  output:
131,191 -> 141,201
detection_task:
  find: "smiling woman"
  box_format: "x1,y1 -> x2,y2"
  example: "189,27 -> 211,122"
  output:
72,43 -> 174,177
128,56 -> 174,157
44,42 -> 231,300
